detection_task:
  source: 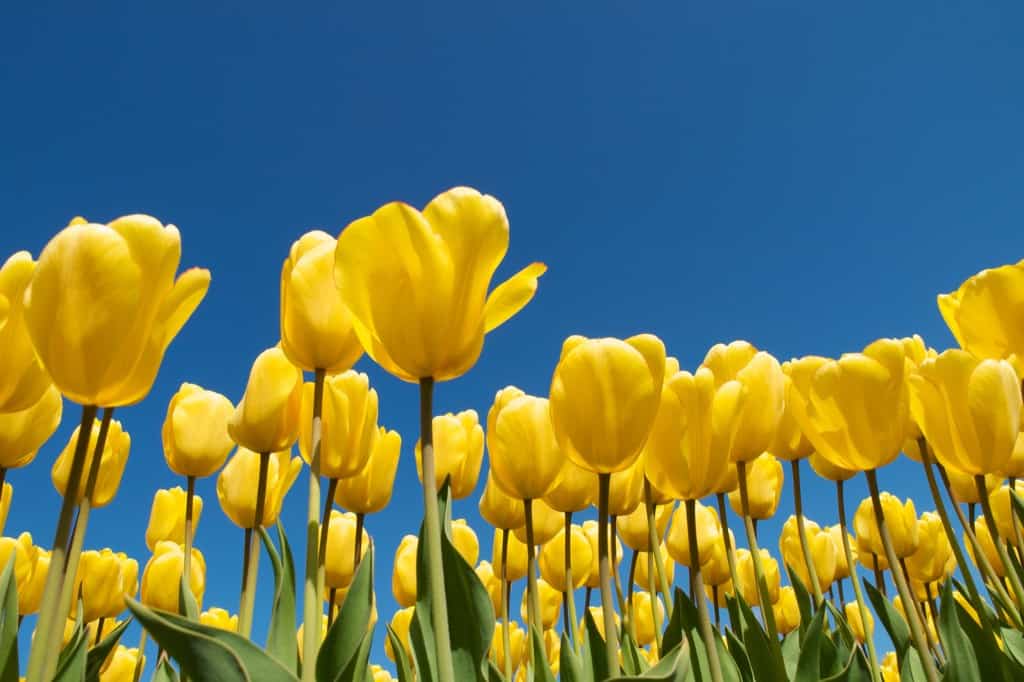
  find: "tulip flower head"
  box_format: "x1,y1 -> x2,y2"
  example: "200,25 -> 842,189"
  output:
71,549 -> 138,621
228,347 -> 303,454
101,646 -> 145,682
904,511 -> 955,585
199,607 -> 238,632
728,452 -> 784,520
146,487 -> 203,551
538,523 -> 592,591
415,410 -> 484,499
845,601 -> 874,643
486,388 -> 564,501
0,251 -> 52,412
52,418 -> 131,507
542,457 -> 597,513
216,448 -> 301,528
162,383 -> 235,478
666,501 -> 721,568
617,499 -> 672,552
938,259 -> 1024,361
141,541 -> 205,612
519,577 -> 561,630
299,370 -> 380,479
0,533 -> 37,613
491,528 -> 530,583
392,535 -> 418,607
0,385 -> 62,471
385,607 -> 414,664
324,510 -> 370,590
629,590 -> 665,646
773,586 -> 801,635
989,481 -> 1024,541
334,427 -> 402,514
581,520 -> 622,588
854,493 -> 919,560
479,474 -> 525,530
779,516 -> 837,591
512,497 -> 561,545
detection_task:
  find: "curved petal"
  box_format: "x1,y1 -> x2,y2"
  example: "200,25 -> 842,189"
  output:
483,262 -> 547,333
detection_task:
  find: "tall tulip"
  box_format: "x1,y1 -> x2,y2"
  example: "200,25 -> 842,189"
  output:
141,541 -> 205,613
414,410 -> 484,500
0,252 -> 51,413
162,383 -> 235,479
145,487 -> 203,551
52,418 -> 130,508
937,259 -> 1024,361
728,453 -> 783,521
334,428 -> 401,516
0,385 -> 62,471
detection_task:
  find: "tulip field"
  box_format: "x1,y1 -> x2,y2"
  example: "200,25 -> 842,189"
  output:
2,190 -> 1024,682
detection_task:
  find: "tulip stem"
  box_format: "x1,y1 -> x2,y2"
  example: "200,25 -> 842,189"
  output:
132,630 -> 148,682
871,556 -> 885,597
611,516 -> 627,619
836,480 -> 882,682
524,498 -> 542,641
737,460 -> 779,641
318,478 -> 339,566
1010,478 -> 1024,564
585,587 -> 592,611
968,503 -> 976,526
419,378 -> 455,682
647,546 -> 662,655
899,557 -> 943,665
976,475 -> 1024,612
791,459 -> 823,605
238,451 -> 270,639
500,528 -> 513,682
644,480 -> 673,616
563,512 -> 581,650
925,582 -> 946,660
597,473 -> 619,676
865,469 -> 940,682
26,404 -> 97,682
716,492 -> 741,590
712,588 -> 720,627
327,588 -> 337,629
686,499 -> 724,682
301,367 -> 326,680
626,550 -> 639,642
95,617 -> 106,646
184,474 -> 196,616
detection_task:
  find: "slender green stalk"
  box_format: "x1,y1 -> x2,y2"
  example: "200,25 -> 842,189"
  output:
184,475 -> 196,608
925,582 -> 946,660
686,499 -> 723,682
899,557 -> 943,666
865,469 -> 939,682
626,550 -> 639,642
524,498 -> 542,641
597,473 -> 619,676
611,516 -> 627,619
238,450 -> 271,638
563,512 -> 581,649
26,404 -> 97,682
737,460 -> 778,640
716,492 -> 740,589
301,368 -> 326,679
977,475 -> 1024,611
1010,478 -> 1024,564
644,479 -> 673,615
327,588 -> 338,629
354,512 -> 365,569
871,555 -> 885,596
132,629 -> 148,682
791,459 -> 823,604
419,378 -> 455,682
501,529 -> 513,682
837,480 -> 881,682
646,546 -> 662,655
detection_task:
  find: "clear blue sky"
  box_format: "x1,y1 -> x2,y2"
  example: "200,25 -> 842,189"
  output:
3,1 -> 1023,675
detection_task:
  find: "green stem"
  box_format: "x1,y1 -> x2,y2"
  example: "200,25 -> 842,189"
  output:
238,450 -> 270,638
977,475 -> 1024,614
791,459 -> 823,604
301,368 -> 326,680
132,629 -> 148,682
899,557 -> 943,666
611,516 -> 627,619
184,474 -> 196,613
419,378 -> 455,682
686,499 -> 723,682
524,498 -> 542,641
865,469 -> 939,682
501,528 -> 513,682
837,481 -> 881,682
597,473 -> 619,677
644,479 -> 673,616
626,549 -> 639,643
737,460 -> 779,640
716,492 -> 741,590
563,512 -> 581,650
647,545 -> 662,655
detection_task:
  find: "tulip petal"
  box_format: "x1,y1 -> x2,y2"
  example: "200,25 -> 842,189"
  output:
483,262 -> 547,333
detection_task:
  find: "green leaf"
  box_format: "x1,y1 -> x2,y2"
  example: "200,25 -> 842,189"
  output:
154,656 -> 182,682
864,581 -> 910,655
0,555 -> 19,682
530,626 -> 557,682
821,647 -> 871,682
794,606 -> 826,682
607,641 -> 690,681
725,629 -> 753,682
409,608 -> 437,682
558,631 -> 588,682
179,572 -> 200,621
780,632 -> 799,680
784,563 -> 813,638
620,628 -> 645,676
53,624 -> 89,682
732,593 -> 787,682
584,607 -> 612,681
936,580 -> 981,682
260,524 -> 298,674
85,618 -> 132,681
126,597 -> 299,681
1002,628 -> 1024,669
486,660 -> 505,682
386,624 -> 416,682
660,588 -> 687,656
318,545 -> 375,682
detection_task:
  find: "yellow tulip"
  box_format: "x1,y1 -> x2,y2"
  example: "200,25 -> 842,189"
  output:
100,646 -> 144,682
475,561 -> 504,616
324,510 -> 370,590
296,613 -> 329,663
734,548 -> 780,606
0,385 -> 62,471
827,525 -> 857,580
334,427 -> 402,514
538,524 -> 592,591
513,497 -> 561,545
490,619 -> 526,673
938,259 -> 1024,360
0,252 -> 51,412
70,549 -> 138,621
520,577 -> 561,630
479,474 -> 525,530
945,468 -> 999,505
414,410 -> 484,499
199,607 -> 238,632
487,388 -> 563,501
549,334 -> 666,474
909,350 -> 1021,477
581,520 -> 622,588
19,544 -> 49,615
280,230 -> 363,373
779,516 -> 836,591
769,363 -> 814,462
808,451 -> 857,482
492,528 -> 530,582
542,458 -> 596,513
607,458 -> 644,517
633,544 -> 674,590
543,628 -> 560,671
968,516 -> 1006,577
51,418 -> 131,507
370,665 -> 397,682
629,590 -> 665,646
582,606 -> 620,641
854,493 -> 919,559
392,535 -> 418,607
904,512 -> 954,586
385,607 -> 414,663
0,533 -> 36,611
728,453 -> 783,520
773,586 -> 801,635
141,541 -> 205,612
700,341 -> 785,463
451,519 -> 480,567
228,347 -> 303,454
1001,431 -> 1024,479
665,501 -> 721,567
216,448 -> 301,528
644,366 -> 744,501
161,383 -> 235,478
857,535 -> 889,572
880,651 -> 900,682
299,371 -> 379,479
845,601 -> 874,644
0,483 -> 10,535
145,487 -> 204,551
617,500 -> 672,552
24,215 -> 209,407
990,481 -> 1024,541
702,531 -> 734,587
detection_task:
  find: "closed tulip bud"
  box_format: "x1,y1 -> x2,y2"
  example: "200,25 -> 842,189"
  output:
228,347 -> 303,454
735,548 -> 780,606
633,544 -> 674,590
385,607 -> 414,663
700,342 -> 785,463
644,366 -> 744,501
0,385 -> 62,471
145,487 -> 203,552
787,341 -> 909,472
513,498 -> 561,545
479,474 -> 525,530
141,541 -> 205,612
520,577 -> 561,630
582,606 -> 620,641
492,529 -> 530,582
937,259 -> 1024,360
773,586 -> 801,635
854,493 -> 919,559
19,545 -> 50,615
539,524 -> 592,591
487,389 -> 563,500
945,468 -> 999,504
52,418 -> 131,507
905,514 -> 955,586
71,549 -> 137,621
779,516 -> 837,591
881,652 -> 900,682
490,619 -> 526,673
476,561 -> 504,616
617,500 -> 672,552
280,231 -> 363,373
0,252 -> 52,412
827,525 -> 857,580
702,531 -> 734,587
161,383 -> 235,478
666,501 -> 721,567
857,534 -> 889,572
607,459 -> 645,517
300,371 -> 379,479
845,601 -> 874,644
909,350 -> 1022,477
808,451 -> 857,482
729,453 -> 783,520
629,590 -> 665,646
968,516 -> 1006,577
392,535 -> 418,607
199,607 -> 237,632
990,481 -> 1024,540
549,334 -> 666,474
334,427 -> 401,514
335,187 -> 545,382
543,629 -> 560,670
0,483 -> 10,534
217,447 -> 301,528
100,646 -> 144,682
451,518 -> 480,566
543,458 -> 597,513
0,533 -> 37,612
770,364 -> 814,462
415,410 -> 484,499
582,520 -> 622,588
371,665 -> 396,682
324,510 -> 370,589
1001,431 -> 1024,479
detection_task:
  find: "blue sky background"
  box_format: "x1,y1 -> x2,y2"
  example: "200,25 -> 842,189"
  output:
2,0 -> 1023,676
